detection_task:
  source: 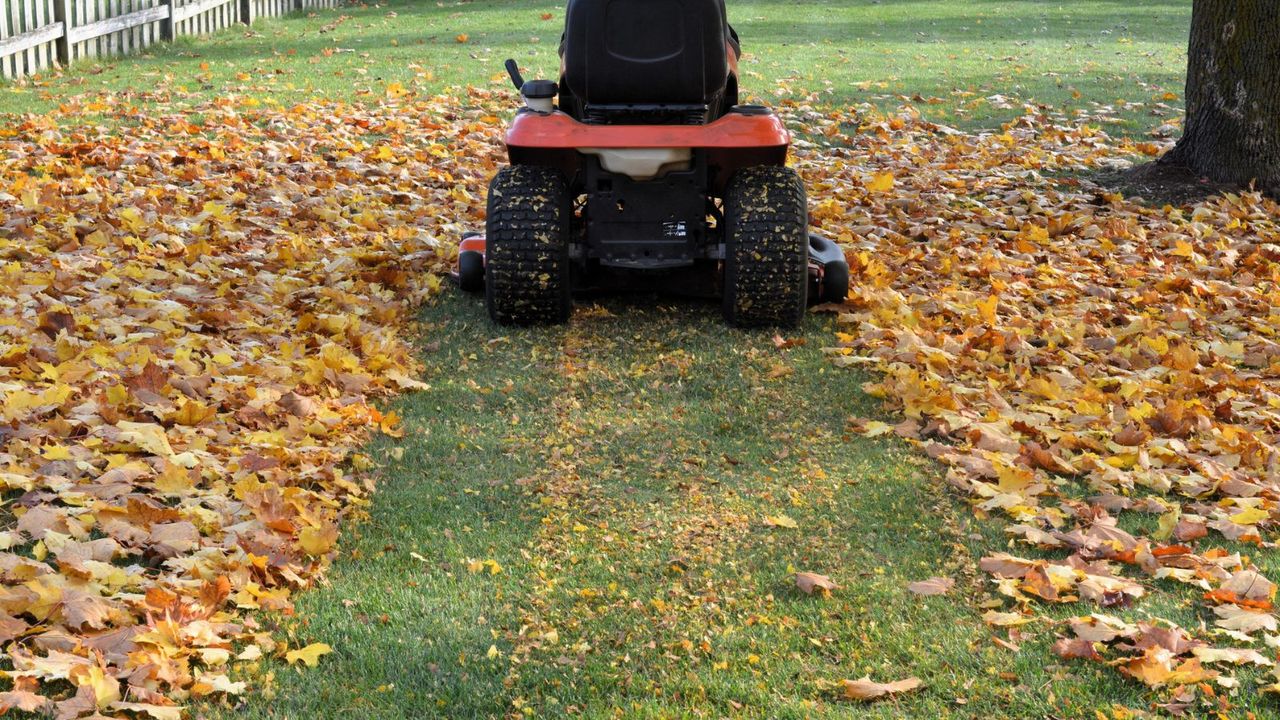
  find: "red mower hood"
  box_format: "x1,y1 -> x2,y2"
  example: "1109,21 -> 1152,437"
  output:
505,110 -> 791,150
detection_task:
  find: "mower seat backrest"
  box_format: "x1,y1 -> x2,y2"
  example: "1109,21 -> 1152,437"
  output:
562,0 -> 730,122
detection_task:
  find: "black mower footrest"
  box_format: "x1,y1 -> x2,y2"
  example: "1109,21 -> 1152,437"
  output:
808,233 -> 844,266
807,233 -> 850,305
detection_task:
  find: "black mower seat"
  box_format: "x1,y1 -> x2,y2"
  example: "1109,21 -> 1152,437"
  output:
562,0 -> 732,123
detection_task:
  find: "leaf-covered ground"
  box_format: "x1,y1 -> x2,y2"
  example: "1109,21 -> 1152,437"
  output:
14,1 -> 1280,718
819,105 -> 1280,712
0,97 -> 498,716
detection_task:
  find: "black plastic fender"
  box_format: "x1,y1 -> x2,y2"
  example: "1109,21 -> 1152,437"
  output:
808,233 -> 850,304
458,251 -> 485,293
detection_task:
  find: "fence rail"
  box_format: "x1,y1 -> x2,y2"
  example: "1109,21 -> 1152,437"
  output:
0,0 -> 343,79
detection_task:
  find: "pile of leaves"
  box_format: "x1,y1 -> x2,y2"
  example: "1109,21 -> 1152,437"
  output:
815,103 -> 1280,702
0,93 -> 505,716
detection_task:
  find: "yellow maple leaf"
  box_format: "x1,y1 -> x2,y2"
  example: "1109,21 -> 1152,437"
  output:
116,206 -> 146,234
153,463 -> 195,496
171,400 -> 217,427
1230,506 -> 1270,525
111,702 -> 182,720
1023,225 -> 1049,244
976,295 -> 999,325
69,663 -> 121,709
298,525 -> 339,556
115,421 -> 174,457
467,558 -> 503,575
285,642 -> 333,667
858,421 -> 894,437
104,384 -> 130,406
42,444 -> 73,461
865,171 -> 895,193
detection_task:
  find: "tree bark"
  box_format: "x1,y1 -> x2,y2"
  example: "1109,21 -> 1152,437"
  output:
1162,0 -> 1280,194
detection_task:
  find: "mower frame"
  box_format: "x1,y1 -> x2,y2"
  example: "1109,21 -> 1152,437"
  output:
453,107 -> 849,311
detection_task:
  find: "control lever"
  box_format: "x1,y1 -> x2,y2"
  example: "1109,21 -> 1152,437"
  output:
504,59 -> 524,91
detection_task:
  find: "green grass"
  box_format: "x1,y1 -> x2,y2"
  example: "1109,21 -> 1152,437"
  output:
201,292 -> 1177,720
3,0 -> 1189,134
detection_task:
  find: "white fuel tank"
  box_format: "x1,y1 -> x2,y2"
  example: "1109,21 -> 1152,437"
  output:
579,147 -> 693,181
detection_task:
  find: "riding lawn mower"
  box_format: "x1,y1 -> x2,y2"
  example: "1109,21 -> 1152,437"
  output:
452,0 -> 849,327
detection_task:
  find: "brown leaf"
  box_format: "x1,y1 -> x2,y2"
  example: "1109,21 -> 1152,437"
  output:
1020,442 -> 1076,475
0,676 -> 50,714
1221,569 -> 1276,603
37,309 -> 76,338
906,577 -> 954,596
148,522 -> 200,558
795,572 -> 838,595
54,684 -> 97,720
1173,519 -> 1208,542
1128,623 -> 1202,655
124,361 -> 169,395
1112,424 -> 1148,447
1068,615 -> 1131,643
278,391 -> 318,417
771,334 -> 806,350
1052,637 -> 1101,661
840,676 -> 922,701
59,590 -> 114,630
1212,604 -> 1278,633
979,553 -> 1035,578
0,613 -> 29,644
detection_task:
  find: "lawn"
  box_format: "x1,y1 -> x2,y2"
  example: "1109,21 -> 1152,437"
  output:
1,2 -> 1214,719
4,0 -> 1188,134
207,293 -> 1155,720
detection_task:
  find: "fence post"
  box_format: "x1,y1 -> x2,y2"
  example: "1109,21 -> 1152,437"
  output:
52,0 -> 73,66
161,0 -> 175,40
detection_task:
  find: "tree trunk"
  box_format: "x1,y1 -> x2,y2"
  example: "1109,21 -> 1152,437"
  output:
1162,0 -> 1280,194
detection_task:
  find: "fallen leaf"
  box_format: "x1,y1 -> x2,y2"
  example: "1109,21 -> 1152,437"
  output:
906,577 -> 954,596
795,572 -> 838,595
983,611 -> 1034,627
841,676 -> 922,701
865,171 -> 895,193
285,642 -> 333,667
764,514 -> 798,529
1052,637 -> 1101,661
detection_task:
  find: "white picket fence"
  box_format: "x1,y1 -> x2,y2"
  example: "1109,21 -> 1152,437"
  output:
0,0 -> 345,79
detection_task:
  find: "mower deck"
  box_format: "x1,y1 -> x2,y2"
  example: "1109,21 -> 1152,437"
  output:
452,231 -> 850,306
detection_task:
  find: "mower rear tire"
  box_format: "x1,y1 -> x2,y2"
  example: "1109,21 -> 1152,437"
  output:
722,166 -> 809,328
484,166 -> 573,326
